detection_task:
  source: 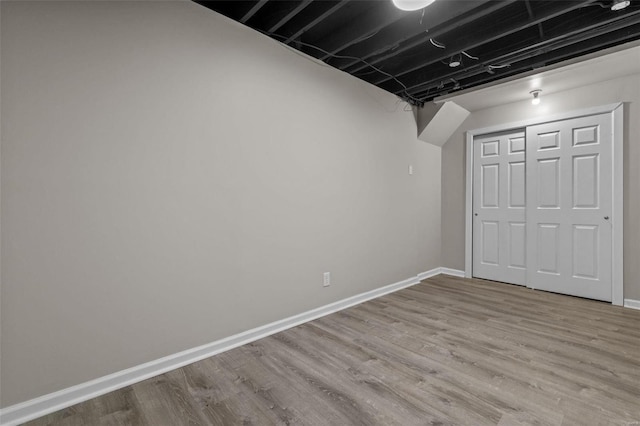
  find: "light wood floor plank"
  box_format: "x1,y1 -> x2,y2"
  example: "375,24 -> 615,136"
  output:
25,275 -> 640,425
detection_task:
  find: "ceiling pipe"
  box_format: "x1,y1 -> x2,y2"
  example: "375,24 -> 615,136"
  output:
342,0 -> 516,72
394,9 -> 640,96
373,0 -> 595,86
410,27 -> 640,101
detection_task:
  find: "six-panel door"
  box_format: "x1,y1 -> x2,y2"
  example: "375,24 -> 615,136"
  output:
473,131 -> 527,286
472,112 -> 613,301
526,113 -> 612,301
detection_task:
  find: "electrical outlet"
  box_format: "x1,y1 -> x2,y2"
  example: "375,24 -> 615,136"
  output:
323,272 -> 331,287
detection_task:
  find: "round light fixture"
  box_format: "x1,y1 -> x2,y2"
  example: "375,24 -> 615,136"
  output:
449,54 -> 461,67
392,0 -> 436,11
530,89 -> 542,105
611,0 -> 631,10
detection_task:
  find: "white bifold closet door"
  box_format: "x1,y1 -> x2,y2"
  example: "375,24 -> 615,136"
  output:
526,113 -> 612,301
473,131 -> 527,286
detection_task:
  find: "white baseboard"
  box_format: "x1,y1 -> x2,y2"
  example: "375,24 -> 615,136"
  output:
439,267 -> 466,278
417,267 -> 464,280
417,267 -> 442,280
624,299 -> 640,310
0,267 -> 441,426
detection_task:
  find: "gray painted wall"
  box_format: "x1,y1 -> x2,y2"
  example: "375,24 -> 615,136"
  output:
0,1 -> 442,406
441,73 -> 640,300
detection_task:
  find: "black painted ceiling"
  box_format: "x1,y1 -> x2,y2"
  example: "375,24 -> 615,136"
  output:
195,0 -> 640,105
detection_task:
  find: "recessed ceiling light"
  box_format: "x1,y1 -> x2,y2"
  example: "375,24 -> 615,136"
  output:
392,0 -> 436,11
611,0 -> 630,10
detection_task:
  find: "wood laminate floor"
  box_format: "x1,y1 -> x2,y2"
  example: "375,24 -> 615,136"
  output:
26,275 -> 640,425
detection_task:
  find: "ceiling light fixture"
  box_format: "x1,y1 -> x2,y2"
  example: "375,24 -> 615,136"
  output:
611,0 -> 631,10
449,54 -> 462,68
530,89 -> 542,105
392,0 -> 436,11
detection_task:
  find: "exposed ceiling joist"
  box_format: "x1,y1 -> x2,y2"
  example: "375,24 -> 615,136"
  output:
373,0 -> 596,87
267,0 -> 314,34
524,0 -> 546,40
343,0 -> 517,74
409,14 -> 640,99
284,1 -> 348,44
312,2 -> 406,61
240,0 -> 268,24
195,0 -> 640,105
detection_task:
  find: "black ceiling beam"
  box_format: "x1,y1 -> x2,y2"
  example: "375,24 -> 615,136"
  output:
343,0 -> 517,74
284,1 -> 348,44
525,0 -> 546,42
266,0 -> 314,34
496,15 -> 640,70
195,0 -> 638,105
417,26 -> 640,102
309,2 -> 406,61
373,0 -> 595,88
240,0 -> 268,24
406,10 -> 640,96
376,0 -> 596,87
407,13 -> 640,100
333,0 -> 504,70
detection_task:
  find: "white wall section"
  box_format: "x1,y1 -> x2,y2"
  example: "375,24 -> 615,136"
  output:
0,1 -> 442,407
1,268 -> 455,426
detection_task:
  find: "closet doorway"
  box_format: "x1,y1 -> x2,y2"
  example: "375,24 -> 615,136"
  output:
465,104 -> 623,305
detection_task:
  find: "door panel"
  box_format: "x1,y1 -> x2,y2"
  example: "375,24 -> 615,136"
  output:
573,154 -> 599,208
537,158 -> 560,208
509,136 -> 525,153
538,131 -> 560,149
508,222 -> 526,269
481,221 -> 499,265
526,113 -> 612,301
473,131 -> 526,286
537,224 -> 559,274
482,164 -> 500,207
482,140 -> 500,157
572,225 -> 599,279
573,126 -> 598,146
508,162 -> 526,207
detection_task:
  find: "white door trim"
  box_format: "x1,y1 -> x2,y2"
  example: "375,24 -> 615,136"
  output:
612,103 -> 624,306
464,102 -> 624,305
